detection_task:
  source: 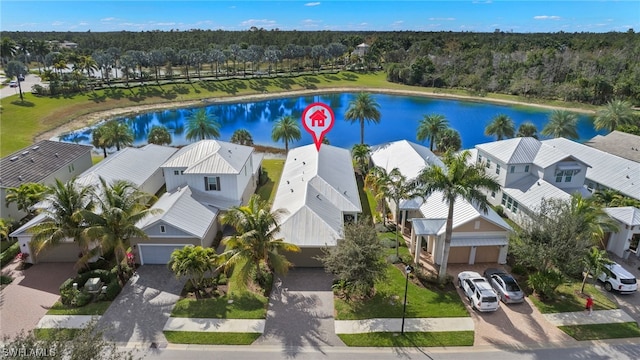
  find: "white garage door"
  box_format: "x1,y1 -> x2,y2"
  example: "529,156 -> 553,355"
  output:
138,244 -> 187,265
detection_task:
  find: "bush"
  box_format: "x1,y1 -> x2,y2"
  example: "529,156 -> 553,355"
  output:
528,269 -> 564,301
0,242 -> 21,266
511,263 -> 528,276
104,281 -> 122,301
1,274 -> 13,285
71,291 -> 92,307
386,254 -> 402,264
217,273 -> 228,285
59,269 -> 115,305
381,239 -> 396,248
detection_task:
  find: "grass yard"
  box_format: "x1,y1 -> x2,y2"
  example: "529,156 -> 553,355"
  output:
171,291 -> 268,319
46,301 -> 112,316
34,328 -> 81,340
256,159 -> 285,203
164,331 -> 260,345
338,331 -> 474,347
356,175 -> 377,222
335,264 -> 468,320
558,322 -> 640,341
529,282 -> 618,314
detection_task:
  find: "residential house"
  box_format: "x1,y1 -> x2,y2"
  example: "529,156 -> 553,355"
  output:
585,131 -> 640,163
352,43 -> 370,57
1,140 -> 92,221
272,144 -> 361,267
370,140 -> 512,266
603,207 -> 640,259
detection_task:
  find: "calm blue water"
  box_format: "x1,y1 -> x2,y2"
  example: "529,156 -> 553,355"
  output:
60,93 -> 603,150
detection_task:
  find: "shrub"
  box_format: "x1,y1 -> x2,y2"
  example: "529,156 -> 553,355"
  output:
71,291 -> 92,307
1,274 -> 13,285
386,254 -> 402,264
217,273 -> 228,285
511,264 -> 528,276
104,282 -> 122,301
0,242 -> 21,266
380,239 -> 396,248
528,269 -> 564,301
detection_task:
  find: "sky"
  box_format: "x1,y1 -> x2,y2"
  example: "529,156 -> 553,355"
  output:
1,1 -> 638,33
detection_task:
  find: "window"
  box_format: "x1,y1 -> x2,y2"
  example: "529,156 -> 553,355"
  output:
486,159 -> 491,168
474,221 -> 480,230
205,176 -> 221,191
496,164 -> 501,175
491,191 -> 496,198
564,171 -> 572,183
555,171 -> 563,183
507,197 -> 513,209
478,154 -> 483,163
501,193 -> 507,205
524,165 -> 529,172
512,201 -> 519,214
510,166 -> 515,173
160,225 -> 166,233
68,164 -> 75,172
173,170 -> 184,175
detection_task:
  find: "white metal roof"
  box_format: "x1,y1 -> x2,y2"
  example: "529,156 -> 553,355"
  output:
76,144 -> 177,188
476,137 -> 582,169
502,175 -> 572,213
370,140 -> 445,181
162,140 -> 253,174
543,138 -> 640,201
604,206 -> 640,226
137,186 -> 222,239
411,218 -> 447,235
272,145 -> 361,247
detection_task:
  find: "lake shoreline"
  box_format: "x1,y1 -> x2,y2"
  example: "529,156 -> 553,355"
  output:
36,87 -> 596,144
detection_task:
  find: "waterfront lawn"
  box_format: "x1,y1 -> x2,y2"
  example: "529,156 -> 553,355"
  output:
558,322 -> 640,341
164,331 -> 260,345
256,159 -> 285,203
529,282 -> 617,314
46,301 -> 112,316
338,331 -> 474,347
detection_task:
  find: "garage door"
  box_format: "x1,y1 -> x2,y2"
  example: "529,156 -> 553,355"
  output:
139,244 -> 187,265
475,246 -> 500,263
448,246 -> 471,264
285,248 -> 325,268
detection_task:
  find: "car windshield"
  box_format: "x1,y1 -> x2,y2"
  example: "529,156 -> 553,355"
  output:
482,296 -> 497,303
503,278 -> 521,292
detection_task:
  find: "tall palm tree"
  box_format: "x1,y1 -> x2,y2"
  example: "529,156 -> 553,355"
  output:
416,114 -> 448,151
417,151 -> 500,281
570,193 -> 619,247
365,167 -> 390,225
351,144 -> 371,176
542,110 -> 579,139
271,115 -> 301,153
580,246 -> 613,293
594,99 -> 635,132
345,92 -> 381,144
230,129 -> 254,146
0,37 -> 17,65
83,178 -> 158,283
186,108 -> 221,141
168,245 -> 220,298
101,121 -> 134,151
28,179 -> 94,265
147,125 -> 172,145
92,125 -> 109,158
436,128 -> 462,152
220,194 -> 300,286
5,182 -> 49,219
485,114 -> 515,141
516,122 -> 539,139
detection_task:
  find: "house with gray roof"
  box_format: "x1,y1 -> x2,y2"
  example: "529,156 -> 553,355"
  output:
0,140 -> 92,221
271,144 -> 361,267
585,131 -> 640,163
371,140 -> 512,266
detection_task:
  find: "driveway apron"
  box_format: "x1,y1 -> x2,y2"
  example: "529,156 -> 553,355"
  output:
97,265 -> 184,347
255,268 -> 345,353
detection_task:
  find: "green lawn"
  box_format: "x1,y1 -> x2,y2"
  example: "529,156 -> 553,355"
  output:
171,291 -> 268,319
529,282 -> 618,314
356,175 -> 376,222
335,264 -> 468,320
256,159 -> 285,203
338,331 -> 474,347
46,301 -> 112,316
558,322 -> 640,341
164,331 -> 260,345
34,328 -> 80,340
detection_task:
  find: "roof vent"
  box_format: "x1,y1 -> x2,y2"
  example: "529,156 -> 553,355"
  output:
55,153 -> 59,157
32,146 -> 40,150
30,158 -> 35,163
21,151 -> 29,156
626,175 -> 630,179
18,175 -> 23,181
10,156 -> 19,162
290,189 -> 294,193
344,191 -> 347,195
316,194 -> 321,200
303,161 -> 306,165
286,180 -> 290,184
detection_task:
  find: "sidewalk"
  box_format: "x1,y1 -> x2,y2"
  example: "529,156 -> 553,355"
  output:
37,315 -> 100,329
543,309 -> 635,326
334,317 -> 474,334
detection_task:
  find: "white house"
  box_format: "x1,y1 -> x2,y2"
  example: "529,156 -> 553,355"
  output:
603,207 -> 640,259
272,145 -> 361,267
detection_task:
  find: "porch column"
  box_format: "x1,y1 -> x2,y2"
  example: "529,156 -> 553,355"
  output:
468,246 -> 477,265
414,235 -> 422,265
410,225 -> 415,255
498,244 -> 508,264
400,210 -> 406,235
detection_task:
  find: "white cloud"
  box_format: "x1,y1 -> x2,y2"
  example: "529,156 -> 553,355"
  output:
302,19 -> 322,27
240,19 -> 277,28
533,15 -> 561,20
51,21 -> 64,26
305,2 -> 321,6
428,17 -> 455,21
78,22 -> 89,26
101,17 -> 116,22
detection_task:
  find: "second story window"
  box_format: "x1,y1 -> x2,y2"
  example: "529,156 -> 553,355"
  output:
510,166 -> 515,173
496,164 -> 501,175
564,171 -> 573,183
205,176 -> 221,191
486,159 -> 491,169
524,165 -> 530,172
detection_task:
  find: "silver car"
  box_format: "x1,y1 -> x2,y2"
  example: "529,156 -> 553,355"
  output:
483,268 -> 525,304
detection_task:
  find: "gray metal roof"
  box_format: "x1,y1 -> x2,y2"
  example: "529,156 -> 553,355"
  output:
0,140 -> 92,188
450,236 -> 508,247
411,218 -> 447,235
604,206 -> 640,226
543,138 -> 640,201
162,140 -> 253,174
75,144 -> 177,188
272,145 -> 361,247
502,175 -> 572,212
370,140 -> 444,181
585,131 -> 640,163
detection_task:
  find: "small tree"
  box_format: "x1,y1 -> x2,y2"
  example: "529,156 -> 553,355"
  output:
5,182 -> 49,219
317,218 -> 387,299
147,125 -> 172,145
580,246 -> 613,293
168,245 -> 220,299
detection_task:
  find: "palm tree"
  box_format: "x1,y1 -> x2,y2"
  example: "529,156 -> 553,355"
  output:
436,128 -> 462,152
147,125 -> 172,145
416,114 -> 448,151
351,144 -> 370,176
5,182 -> 49,219
485,114 -> 515,141
230,129 -> 254,146
516,122 -> 539,139
580,246 -> 613,293
168,245 -> 220,299
271,115 -> 301,153
220,194 -> 300,287
186,108 -> 221,141
417,151 -> 500,281
28,179 -> 94,265
595,99 -> 635,132
570,193 -> 619,247
0,218 -> 10,241
345,92 -> 381,144
365,167 -> 390,225
542,110 -> 579,139
92,126 -> 109,158
83,178 -> 159,283
0,37 -> 17,65
101,121 -> 134,151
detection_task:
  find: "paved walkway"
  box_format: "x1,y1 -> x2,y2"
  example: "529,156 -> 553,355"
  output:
334,317 -> 474,334
543,309 -> 635,326
37,315 -> 99,329
164,318 -> 265,332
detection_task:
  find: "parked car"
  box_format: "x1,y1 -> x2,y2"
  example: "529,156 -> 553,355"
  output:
458,271 -> 500,312
597,262 -> 638,294
483,268 -> 525,304
9,81 -> 17,88
18,74 -> 25,81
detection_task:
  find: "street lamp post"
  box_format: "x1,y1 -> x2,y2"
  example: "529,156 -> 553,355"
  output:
401,265 -> 413,334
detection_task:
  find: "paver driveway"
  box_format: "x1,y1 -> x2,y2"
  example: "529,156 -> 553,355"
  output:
0,260 -> 76,339
97,265 -> 184,347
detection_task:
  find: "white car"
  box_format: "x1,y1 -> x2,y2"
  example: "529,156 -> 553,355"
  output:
598,262 -> 638,294
458,271 -> 500,312
9,80 -> 17,88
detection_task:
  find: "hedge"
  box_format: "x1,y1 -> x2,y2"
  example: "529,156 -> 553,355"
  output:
0,243 -> 21,267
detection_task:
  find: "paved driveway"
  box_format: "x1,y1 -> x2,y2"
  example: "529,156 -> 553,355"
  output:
254,268 -> 344,355
600,254 -> 640,325
0,260 -> 76,339
97,265 -> 184,347
1,73 -> 44,99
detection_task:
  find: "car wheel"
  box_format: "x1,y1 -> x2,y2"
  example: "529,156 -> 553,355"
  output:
604,282 -> 613,292
458,280 -> 462,288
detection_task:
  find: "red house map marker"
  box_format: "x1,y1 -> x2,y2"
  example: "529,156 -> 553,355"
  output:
302,102 -> 335,151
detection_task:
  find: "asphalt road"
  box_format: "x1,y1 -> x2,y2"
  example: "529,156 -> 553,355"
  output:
0,73 -> 44,99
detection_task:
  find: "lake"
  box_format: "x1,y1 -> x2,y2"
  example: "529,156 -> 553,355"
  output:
60,92 -> 603,150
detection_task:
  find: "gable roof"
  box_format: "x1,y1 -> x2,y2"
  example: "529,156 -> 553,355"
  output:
585,131 -> 640,163
272,145 -> 361,247
476,137 -> 584,169
0,140 -> 92,188
162,140 -> 253,174
604,206 -> 640,227
75,144 -> 177,189
370,140 -> 445,181
543,138 -> 640,201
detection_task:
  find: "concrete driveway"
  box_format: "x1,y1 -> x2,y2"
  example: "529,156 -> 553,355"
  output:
254,268 -> 344,355
1,73 -> 44,99
0,260 -> 76,339
600,254 -> 640,325
97,265 -> 184,348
